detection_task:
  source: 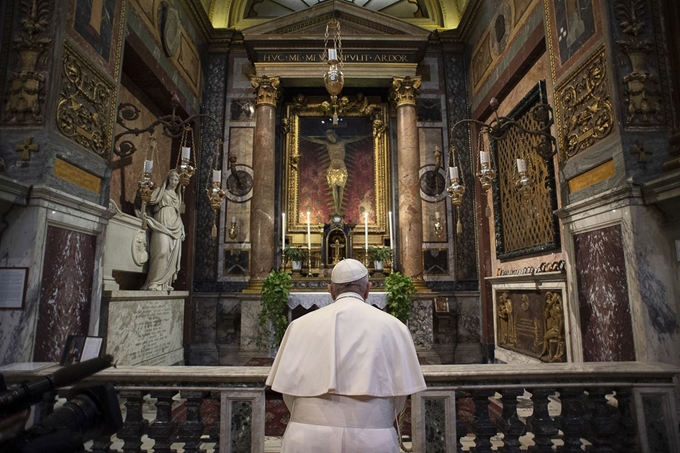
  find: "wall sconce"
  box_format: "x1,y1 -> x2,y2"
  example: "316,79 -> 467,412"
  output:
433,211 -> 444,238
447,94 -> 557,231
228,216 -> 238,240
206,139 -> 226,238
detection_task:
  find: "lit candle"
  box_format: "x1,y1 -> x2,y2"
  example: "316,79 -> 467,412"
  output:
328,48 -> 337,61
388,211 -> 394,250
282,213 -> 286,247
449,166 -> 459,180
143,160 -> 153,173
182,146 -> 191,160
435,211 -> 440,219
307,210 -> 311,252
516,158 -> 527,172
212,169 -> 221,183
364,211 -> 368,254
480,151 -> 490,164
232,216 -> 236,223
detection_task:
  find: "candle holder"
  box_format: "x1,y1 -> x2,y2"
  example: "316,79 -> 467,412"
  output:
515,170 -> 533,199
446,174 -> 466,235
138,172 -> 155,230
207,181 -> 226,238
433,214 -> 444,238
176,125 -> 196,213
228,218 -> 238,240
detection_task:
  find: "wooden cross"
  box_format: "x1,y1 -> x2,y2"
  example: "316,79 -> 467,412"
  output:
15,136 -> 39,164
630,139 -> 652,163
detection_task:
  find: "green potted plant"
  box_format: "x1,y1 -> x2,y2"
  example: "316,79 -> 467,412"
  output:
384,272 -> 415,324
284,245 -> 308,271
368,246 -> 392,271
258,269 -> 293,352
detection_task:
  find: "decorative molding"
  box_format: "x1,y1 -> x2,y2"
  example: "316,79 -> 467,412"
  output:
56,42 -> 116,159
555,45 -> 614,161
613,0 -> 663,125
2,0 -> 53,124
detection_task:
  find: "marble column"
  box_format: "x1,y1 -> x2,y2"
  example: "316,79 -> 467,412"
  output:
391,76 -> 424,280
249,76 -> 281,282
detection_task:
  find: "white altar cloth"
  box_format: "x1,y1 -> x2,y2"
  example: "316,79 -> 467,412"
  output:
288,292 -> 387,310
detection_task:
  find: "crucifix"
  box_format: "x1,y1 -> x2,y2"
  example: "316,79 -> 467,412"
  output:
15,136 -> 39,165
330,238 -> 344,264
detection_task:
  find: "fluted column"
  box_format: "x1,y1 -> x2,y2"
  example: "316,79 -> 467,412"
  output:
249,76 -> 281,282
391,76 -> 423,280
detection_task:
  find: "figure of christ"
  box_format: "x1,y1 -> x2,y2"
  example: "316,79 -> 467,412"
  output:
330,238 -> 343,264
302,129 -> 372,215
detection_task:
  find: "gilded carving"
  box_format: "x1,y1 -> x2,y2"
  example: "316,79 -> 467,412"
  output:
539,291 -> 565,362
3,0 -> 53,123
555,46 -> 614,161
613,0 -> 661,123
389,76 -> 421,108
251,76 -> 281,107
56,43 -> 115,158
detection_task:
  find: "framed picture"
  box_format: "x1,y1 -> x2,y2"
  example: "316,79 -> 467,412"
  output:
283,97 -> 390,234
0,267 -> 28,309
61,335 -> 104,365
434,297 -> 449,313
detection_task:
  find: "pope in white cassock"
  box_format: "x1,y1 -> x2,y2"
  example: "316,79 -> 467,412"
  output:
266,259 -> 427,452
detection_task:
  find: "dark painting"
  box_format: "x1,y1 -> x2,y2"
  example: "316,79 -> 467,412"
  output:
555,0 -> 596,64
74,0 -> 116,61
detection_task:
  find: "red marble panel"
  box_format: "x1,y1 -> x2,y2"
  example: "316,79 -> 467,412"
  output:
33,226 -> 96,362
574,225 -> 636,361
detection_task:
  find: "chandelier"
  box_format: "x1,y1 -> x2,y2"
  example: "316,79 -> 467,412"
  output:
447,96 -> 557,233
323,17 -> 343,125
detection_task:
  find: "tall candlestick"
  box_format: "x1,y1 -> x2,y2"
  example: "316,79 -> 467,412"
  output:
388,211 -> 394,250
364,211 -> 368,254
182,146 -> 191,160
282,213 -> 286,248
307,210 -> 311,252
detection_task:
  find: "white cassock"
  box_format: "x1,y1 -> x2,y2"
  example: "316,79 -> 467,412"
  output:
266,292 -> 427,453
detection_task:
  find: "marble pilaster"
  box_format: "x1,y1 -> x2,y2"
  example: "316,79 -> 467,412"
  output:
249,76 -> 280,282
391,76 -> 424,280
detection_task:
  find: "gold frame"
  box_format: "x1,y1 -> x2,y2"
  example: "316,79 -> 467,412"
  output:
283,99 -> 390,238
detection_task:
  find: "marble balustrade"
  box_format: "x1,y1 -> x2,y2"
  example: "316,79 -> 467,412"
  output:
2,362 -> 678,453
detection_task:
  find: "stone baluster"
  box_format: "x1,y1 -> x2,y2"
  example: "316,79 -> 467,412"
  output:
207,391 -> 221,453
147,390 -> 178,453
588,387 -> 619,453
456,392 -> 471,453
615,388 -> 636,452
471,389 -> 496,453
526,388 -> 558,453
177,390 -> 207,453
499,388 -> 525,453
118,390 -> 149,453
556,387 -> 587,453
249,75 -> 281,284
91,435 -> 114,453
390,76 -> 424,279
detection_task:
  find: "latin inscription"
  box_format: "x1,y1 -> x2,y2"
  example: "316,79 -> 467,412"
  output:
260,52 -> 413,63
54,158 -> 102,193
568,159 -> 615,194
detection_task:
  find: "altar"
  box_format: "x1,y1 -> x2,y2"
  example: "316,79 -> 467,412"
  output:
288,292 -> 388,310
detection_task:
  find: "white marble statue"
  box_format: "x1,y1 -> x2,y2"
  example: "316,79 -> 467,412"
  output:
140,169 -> 185,290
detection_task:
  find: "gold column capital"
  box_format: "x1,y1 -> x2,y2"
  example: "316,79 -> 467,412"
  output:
390,76 -> 422,108
251,75 -> 281,107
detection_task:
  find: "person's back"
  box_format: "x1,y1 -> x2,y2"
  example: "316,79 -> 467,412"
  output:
266,259 -> 426,452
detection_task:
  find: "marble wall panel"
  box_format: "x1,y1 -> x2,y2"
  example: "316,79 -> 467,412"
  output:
217,298 -> 242,347
33,226 -> 96,362
574,225 -> 636,361
454,295 -> 482,344
240,299 -> 264,352
410,299 -> 434,350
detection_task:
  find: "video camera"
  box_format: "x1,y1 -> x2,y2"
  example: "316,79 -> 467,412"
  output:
0,355 -> 122,453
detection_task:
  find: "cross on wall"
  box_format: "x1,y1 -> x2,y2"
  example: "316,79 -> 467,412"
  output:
630,139 -> 652,163
15,136 -> 39,165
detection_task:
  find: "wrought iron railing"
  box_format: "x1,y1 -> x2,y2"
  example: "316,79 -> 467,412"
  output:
3,362 -> 678,452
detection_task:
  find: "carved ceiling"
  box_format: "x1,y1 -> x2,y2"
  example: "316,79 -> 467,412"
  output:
202,0 -> 470,30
